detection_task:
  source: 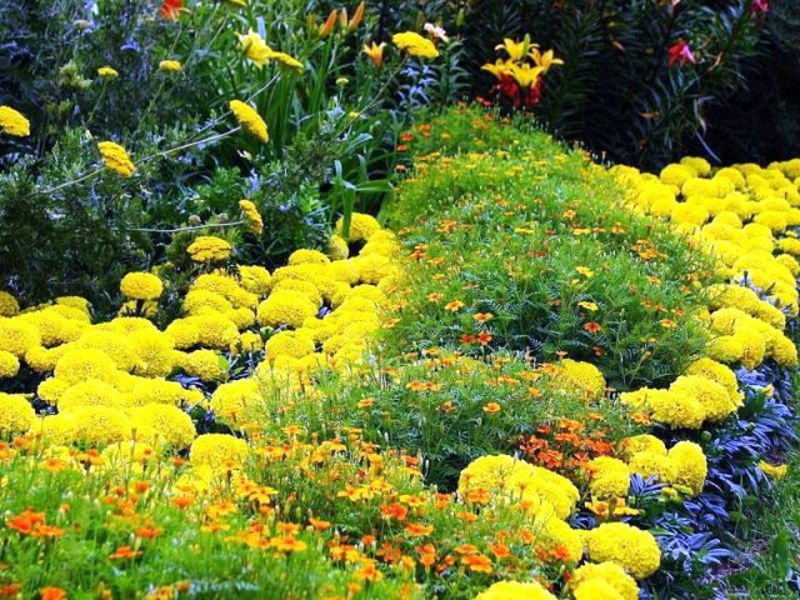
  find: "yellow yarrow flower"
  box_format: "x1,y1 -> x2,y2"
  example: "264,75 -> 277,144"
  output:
97,66 -> 119,78
229,100 -> 268,143
392,31 -> 440,60
239,199 -> 263,235
0,106 -> 31,137
186,236 -> 233,263
97,141 -> 136,177
158,60 -> 182,72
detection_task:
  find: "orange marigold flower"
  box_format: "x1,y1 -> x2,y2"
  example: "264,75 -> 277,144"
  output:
482,402 -> 501,414
445,300 -> 465,312
461,553 -> 493,573
354,560 -> 383,582
109,545 -> 141,560
583,322 -> 602,333
477,331 -> 493,346
404,523 -> 434,537
39,588 -> 67,600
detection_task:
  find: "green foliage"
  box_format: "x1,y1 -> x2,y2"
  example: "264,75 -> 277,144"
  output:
440,0 -> 766,169
384,106 -> 714,389
0,0 -> 466,310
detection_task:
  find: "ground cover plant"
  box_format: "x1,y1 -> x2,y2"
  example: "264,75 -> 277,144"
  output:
2,3 -> 800,599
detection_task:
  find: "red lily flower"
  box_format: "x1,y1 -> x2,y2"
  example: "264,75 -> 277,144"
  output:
667,39 -> 696,67
160,0 -> 182,20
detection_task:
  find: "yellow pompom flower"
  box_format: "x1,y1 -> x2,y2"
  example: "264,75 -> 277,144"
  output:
0,393 -> 36,434
97,66 -> 119,78
392,31 -> 440,59
0,106 -> 31,137
0,350 -> 20,378
130,404 -> 196,449
97,141 -> 136,177
663,441 -> 707,496
584,522 -> 661,580
0,291 -> 20,317
67,406 -> 133,448
189,433 -> 249,469
120,272 -> 164,301
158,60 -> 182,72
186,236 -> 233,263
474,580 -> 556,600
256,291 -> 318,329
210,378 -> 261,427
0,318 -> 41,357
336,212 -> 382,242
265,329 -> 316,360
229,100 -> 268,142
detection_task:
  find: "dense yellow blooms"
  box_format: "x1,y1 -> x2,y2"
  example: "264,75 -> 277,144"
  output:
584,522 -> 661,580
98,141 -> 135,177
120,272 -> 164,301
187,236 -> 233,263
392,32 -> 440,60
229,100 -> 268,142
0,105 -> 30,137
158,59 -> 182,72
190,433 -> 250,469
475,580 -> 556,600
239,199 -> 264,234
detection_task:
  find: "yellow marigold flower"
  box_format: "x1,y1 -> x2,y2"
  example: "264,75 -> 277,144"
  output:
0,318 -> 41,357
570,562 -> 639,600
186,236 -> 233,263
573,578 -> 626,600
0,291 -> 19,317
176,349 -> 226,382
0,350 -> 20,378
475,580 -> 556,600
190,433 -> 249,469
392,31 -> 440,60
120,272 -> 163,301
210,378 -> 260,428
239,199 -> 263,235
0,393 -> 36,434
0,106 -> 31,137
265,329 -> 316,360
662,441 -> 707,496
584,522 -> 661,580
131,404 -> 196,449
67,406 -> 133,448
97,141 -> 136,177
759,460 -> 788,478
97,66 -> 119,78
229,100 -> 268,142
158,60 -> 182,72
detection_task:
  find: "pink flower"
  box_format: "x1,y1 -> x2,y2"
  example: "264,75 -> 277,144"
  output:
667,39 -> 696,68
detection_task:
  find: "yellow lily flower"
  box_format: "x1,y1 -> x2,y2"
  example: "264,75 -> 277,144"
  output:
362,42 -> 386,68
508,62 -> 544,89
495,35 -> 538,61
237,30 -> 272,67
530,47 -> 564,73
480,59 -> 513,80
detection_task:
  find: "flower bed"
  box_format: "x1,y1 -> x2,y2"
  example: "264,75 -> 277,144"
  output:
0,106 -> 798,599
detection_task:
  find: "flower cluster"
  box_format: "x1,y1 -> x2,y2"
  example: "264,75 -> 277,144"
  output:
482,35 -> 562,109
